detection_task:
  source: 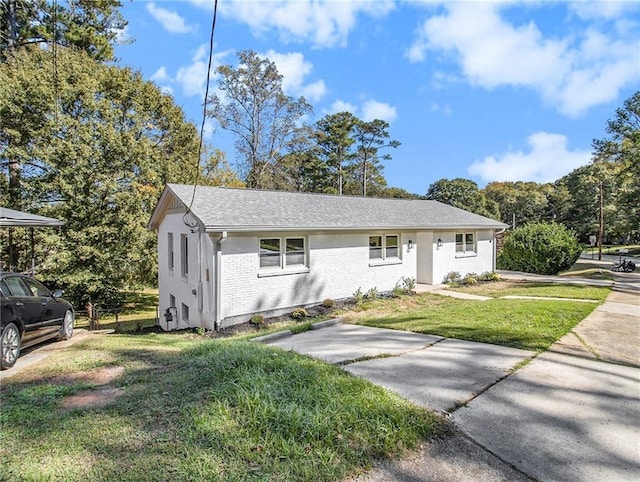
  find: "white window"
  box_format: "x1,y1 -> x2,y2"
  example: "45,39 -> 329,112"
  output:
260,238 -> 281,268
181,303 -> 189,323
456,233 -> 476,254
181,234 -> 189,276
168,233 -> 174,271
259,237 -> 307,269
369,235 -> 400,260
169,294 -> 176,307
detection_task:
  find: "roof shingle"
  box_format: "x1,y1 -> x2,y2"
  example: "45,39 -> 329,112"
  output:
157,184 -> 508,232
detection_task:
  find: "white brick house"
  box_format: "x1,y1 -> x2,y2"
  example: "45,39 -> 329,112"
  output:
148,184 -> 508,331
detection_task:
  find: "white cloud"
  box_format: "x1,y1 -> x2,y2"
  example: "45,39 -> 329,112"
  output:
361,100 -> 398,123
430,102 -> 452,116
262,50 -> 327,102
323,99 -> 397,123
569,0 -> 638,20
468,132 -> 592,183
147,2 -> 196,34
196,0 -> 394,48
173,45 -> 231,98
409,2 -> 640,116
176,45 -> 209,97
327,99 -> 357,114
151,66 -> 171,83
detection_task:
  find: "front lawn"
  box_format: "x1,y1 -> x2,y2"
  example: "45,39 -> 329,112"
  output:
344,289 -> 605,351
0,334 -> 448,482
448,280 -> 610,301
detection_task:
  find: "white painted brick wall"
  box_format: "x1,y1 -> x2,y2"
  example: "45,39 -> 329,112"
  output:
431,230 -> 495,284
219,232 -> 417,326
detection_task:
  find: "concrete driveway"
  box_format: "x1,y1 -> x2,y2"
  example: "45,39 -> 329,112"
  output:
263,272 -> 640,481
267,324 -> 534,413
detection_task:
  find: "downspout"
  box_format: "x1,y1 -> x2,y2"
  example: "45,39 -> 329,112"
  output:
493,228 -> 507,271
197,229 -> 203,313
214,231 -> 228,331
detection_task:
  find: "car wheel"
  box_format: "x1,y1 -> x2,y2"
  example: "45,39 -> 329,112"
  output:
58,310 -> 74,341
1,323 -> 21,370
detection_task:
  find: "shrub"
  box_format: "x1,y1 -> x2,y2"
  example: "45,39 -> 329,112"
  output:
479,271 -> 501,282
291,308 -> 308,320
365,287 -> 379,299
443,271 -> 461,284
498,222 -> 581,275
249,314 -> 265,326
401,276 -> 417,292
391,283 -> 405,298
461,273 -> 478,284
322,298 -> 335,308
353,287 -> 364,305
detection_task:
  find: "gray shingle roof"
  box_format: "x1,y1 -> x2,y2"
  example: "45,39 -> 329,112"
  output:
156,184 -> 507,232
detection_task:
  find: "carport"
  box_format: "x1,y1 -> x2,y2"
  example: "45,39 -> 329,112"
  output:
0,207 -> 64,275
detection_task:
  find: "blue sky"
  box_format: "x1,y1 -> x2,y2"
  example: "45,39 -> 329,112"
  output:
114,1 -> 640,195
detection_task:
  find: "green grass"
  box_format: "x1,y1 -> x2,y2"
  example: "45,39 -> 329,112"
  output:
582,244 -> 640,257
344,292 -> 600,351
0,334 -> 448,482
448,280 -> 611,301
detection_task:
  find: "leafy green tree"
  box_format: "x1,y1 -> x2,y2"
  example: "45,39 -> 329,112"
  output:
426,178 -> 500,219
277,125 -> 332,193
498,222 -> 581,275
207,50 -> 311,189
1,0 -> 126,62
556,160 -> 624,242
592,91 -> 640,242
484,181 -> 551,226
0,47 -> 200,304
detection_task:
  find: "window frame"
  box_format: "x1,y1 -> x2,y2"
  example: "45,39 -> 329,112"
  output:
168,232 -> 174,271
369,234 -> 402,265
455,232 -> 477,256
180,234 -> 189,277
258,236 -> 309,275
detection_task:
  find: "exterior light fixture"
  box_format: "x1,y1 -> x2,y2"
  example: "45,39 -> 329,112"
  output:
408,240 -> 413,251
437,238 -> 443,248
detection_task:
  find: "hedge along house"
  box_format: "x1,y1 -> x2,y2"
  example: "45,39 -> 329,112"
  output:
148,184 -> 508,331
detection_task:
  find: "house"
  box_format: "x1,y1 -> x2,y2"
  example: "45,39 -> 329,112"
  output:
148,184 -> 508,331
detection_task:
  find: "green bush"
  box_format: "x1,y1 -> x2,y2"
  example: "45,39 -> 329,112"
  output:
322,298 -> 335,308
498,222 -> 581,275
291,308 -> 308,319
443,271 -> 461,284
249,314 -> 265,326
479,271 -> 501,282
365,287 -> 379,299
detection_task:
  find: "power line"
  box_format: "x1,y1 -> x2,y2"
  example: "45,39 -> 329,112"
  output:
184,0 -> 219,229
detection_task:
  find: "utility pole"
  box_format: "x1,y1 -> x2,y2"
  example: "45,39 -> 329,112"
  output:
598,180 -> 604,261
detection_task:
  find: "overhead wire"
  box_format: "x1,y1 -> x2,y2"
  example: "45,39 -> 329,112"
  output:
183,0 -> 219,229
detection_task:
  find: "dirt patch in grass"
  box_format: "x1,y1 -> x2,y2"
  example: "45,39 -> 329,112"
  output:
59,365 -> 125,411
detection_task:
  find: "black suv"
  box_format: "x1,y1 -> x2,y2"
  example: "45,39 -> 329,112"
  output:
0,273 -> 74,370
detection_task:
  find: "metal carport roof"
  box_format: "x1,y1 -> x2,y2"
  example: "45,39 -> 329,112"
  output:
0,207 -> 64,227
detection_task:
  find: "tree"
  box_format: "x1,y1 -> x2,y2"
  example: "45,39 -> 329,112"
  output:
426,178 -> 500,219
556,159 -> 624,243
314,111 -> 357,195
592,91 -> 640,242
484,181 -> 551,226
0,46 -> 202,304
1,0 -> 126,62
352,119 -> 400,197
498,222 -> 581,275
207,50 -> 311,189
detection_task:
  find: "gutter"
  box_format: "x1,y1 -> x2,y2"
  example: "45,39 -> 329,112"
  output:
213,231 -> 228,331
